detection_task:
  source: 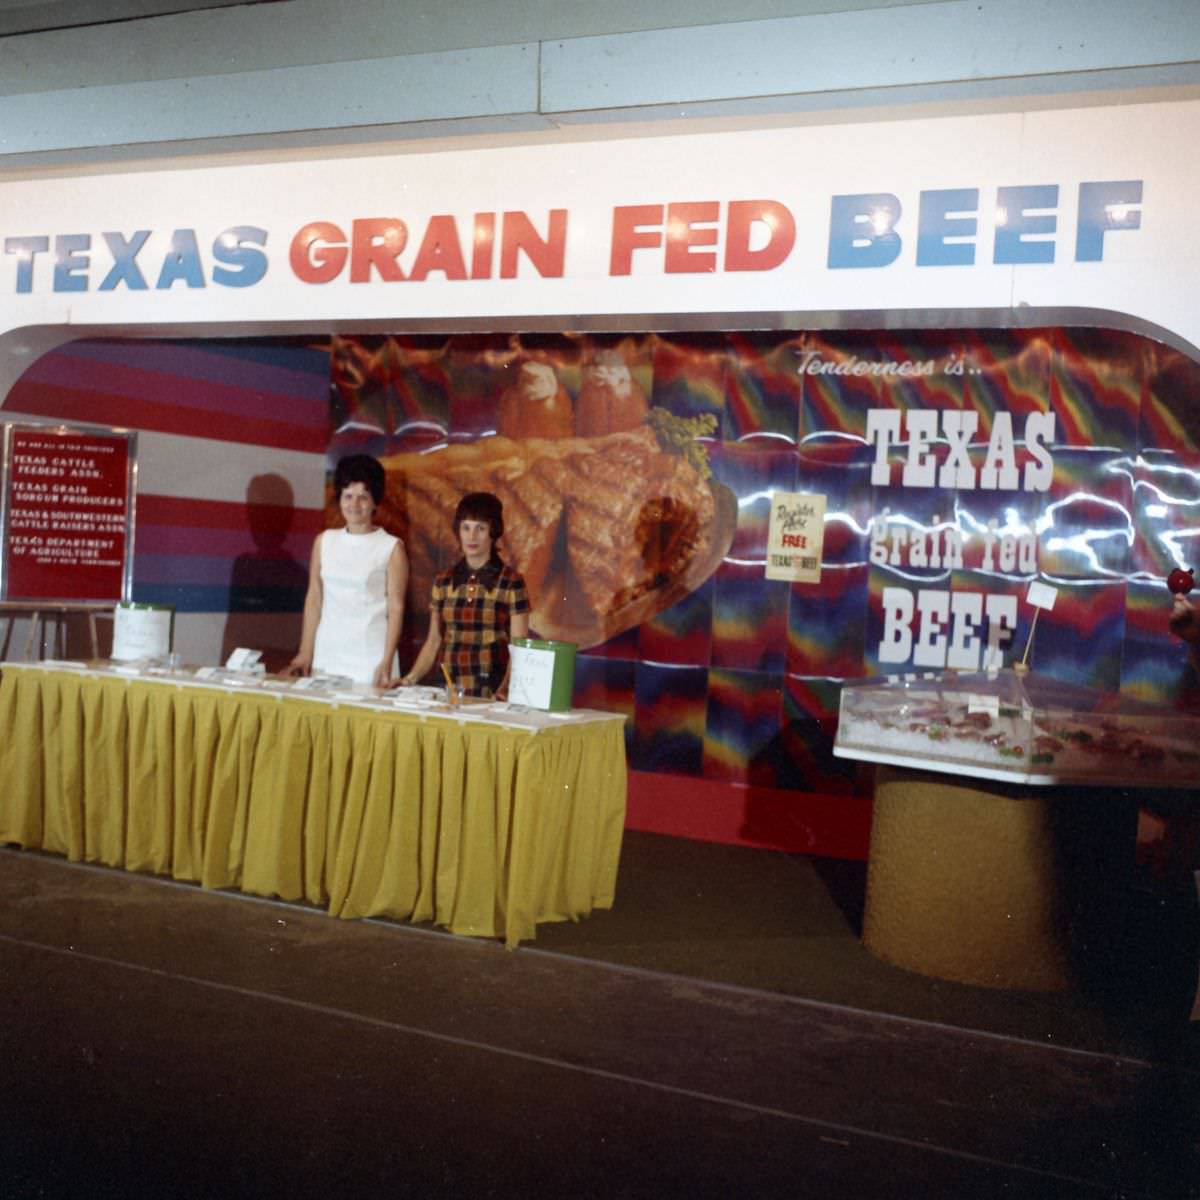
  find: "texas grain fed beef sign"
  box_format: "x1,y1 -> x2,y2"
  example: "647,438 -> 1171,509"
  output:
0,423 -> 135,604
0,99 -> 1197,353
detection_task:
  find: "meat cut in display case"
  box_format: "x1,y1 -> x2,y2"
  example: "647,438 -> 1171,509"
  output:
833,669 -> 1200,789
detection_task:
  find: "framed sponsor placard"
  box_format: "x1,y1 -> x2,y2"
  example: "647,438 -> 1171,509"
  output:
0,422 -> 137,605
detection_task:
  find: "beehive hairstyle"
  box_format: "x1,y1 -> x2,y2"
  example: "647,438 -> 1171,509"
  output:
333,454 -> 386,505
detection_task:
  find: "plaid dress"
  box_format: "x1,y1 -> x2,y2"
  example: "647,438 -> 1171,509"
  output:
432,554 -> 530,698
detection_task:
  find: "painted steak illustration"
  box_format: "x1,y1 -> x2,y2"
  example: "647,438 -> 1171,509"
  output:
360,423 -> 734,648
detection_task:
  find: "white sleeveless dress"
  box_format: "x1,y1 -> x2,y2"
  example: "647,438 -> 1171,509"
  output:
312,527 -> 401,684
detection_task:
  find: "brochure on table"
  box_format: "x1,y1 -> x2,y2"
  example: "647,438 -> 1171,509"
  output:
5,662 -> 616,734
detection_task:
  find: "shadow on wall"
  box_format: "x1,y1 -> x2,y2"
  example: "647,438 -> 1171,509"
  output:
221,474 -> 308,671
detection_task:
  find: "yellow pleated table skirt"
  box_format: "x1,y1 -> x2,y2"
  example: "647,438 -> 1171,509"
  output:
863,766 -> 1138,991
0,666 -> 628,946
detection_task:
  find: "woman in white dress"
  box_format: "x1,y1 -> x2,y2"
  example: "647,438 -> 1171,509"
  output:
285,455 -> 408,687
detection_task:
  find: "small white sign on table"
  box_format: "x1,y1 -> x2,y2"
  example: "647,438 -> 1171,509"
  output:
111,603 -> 172,661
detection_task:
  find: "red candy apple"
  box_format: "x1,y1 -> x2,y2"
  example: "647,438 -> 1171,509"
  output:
1167,566 -> 1195,595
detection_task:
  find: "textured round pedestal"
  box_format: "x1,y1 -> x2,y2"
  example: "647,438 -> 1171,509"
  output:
862,766 -> 1137,992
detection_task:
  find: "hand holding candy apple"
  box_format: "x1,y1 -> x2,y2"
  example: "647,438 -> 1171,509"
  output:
1168,569 -> 1200,673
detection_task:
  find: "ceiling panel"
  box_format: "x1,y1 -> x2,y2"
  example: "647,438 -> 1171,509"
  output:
0,1 -> 257,37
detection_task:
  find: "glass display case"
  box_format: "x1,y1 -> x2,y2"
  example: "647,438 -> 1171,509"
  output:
834,669 -> 1200,788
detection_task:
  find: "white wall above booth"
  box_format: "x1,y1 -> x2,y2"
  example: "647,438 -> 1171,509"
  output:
1,97 -> 1197,361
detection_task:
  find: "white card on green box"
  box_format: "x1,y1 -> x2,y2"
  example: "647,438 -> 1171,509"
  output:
509,645 -> 554,708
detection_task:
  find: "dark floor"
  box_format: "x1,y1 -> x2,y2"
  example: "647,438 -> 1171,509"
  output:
535,830 -> 1200,1066
2,836 -> 1198,1199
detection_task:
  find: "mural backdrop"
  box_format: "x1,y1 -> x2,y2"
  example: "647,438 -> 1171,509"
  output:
326,328 -> 1200,834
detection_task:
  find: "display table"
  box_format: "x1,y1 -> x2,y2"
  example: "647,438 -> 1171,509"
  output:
835,670 -> 1195,991
0,663 -> 628,947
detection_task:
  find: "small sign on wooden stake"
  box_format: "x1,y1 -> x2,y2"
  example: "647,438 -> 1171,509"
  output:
1019,580 -> 1059,671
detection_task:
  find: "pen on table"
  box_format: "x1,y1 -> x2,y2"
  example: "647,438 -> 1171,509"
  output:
440,661 -> 458,706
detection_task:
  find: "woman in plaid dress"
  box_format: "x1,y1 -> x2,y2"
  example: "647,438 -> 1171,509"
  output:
398,492 -> 530,698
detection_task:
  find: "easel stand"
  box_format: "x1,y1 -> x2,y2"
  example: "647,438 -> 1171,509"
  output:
0,602 -> 110,662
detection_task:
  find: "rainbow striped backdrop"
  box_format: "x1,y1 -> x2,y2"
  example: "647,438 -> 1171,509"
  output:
2,337 -> 330,668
